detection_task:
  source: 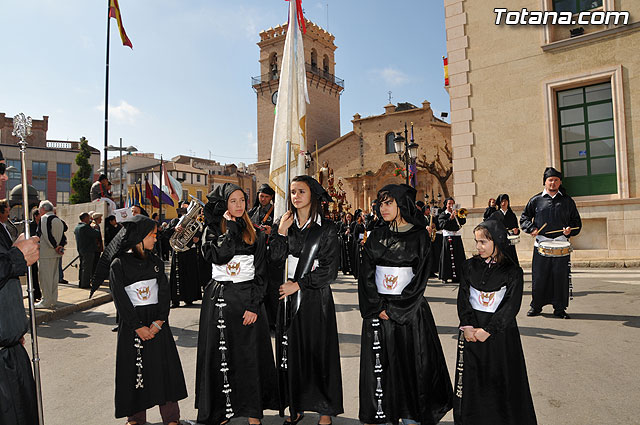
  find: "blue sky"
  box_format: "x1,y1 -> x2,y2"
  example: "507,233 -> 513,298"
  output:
0,0 -> 449,165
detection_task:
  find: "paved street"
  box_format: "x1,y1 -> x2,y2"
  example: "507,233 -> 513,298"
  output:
28,268 -> 640,425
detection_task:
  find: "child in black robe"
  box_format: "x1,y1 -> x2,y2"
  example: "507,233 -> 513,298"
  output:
454,219 -> 536,425
358,184 -> 453,425
104,215 -> 188,425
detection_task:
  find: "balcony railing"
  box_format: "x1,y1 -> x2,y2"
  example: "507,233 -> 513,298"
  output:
251,62 -> 344,89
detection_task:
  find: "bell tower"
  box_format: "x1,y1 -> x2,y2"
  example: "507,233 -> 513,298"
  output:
251,20 -> 344,184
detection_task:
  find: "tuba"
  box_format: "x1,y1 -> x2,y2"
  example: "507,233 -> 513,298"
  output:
169,195 -> 205,252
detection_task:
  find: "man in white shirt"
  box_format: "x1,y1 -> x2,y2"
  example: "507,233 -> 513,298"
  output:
36,200 -> 65,309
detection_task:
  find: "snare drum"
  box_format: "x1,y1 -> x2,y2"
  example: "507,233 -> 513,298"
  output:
537,241 -> 572,257
507,234 -> 520,245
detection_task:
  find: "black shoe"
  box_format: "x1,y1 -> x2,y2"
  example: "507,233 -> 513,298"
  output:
527,307 -> 542,316
283,413 -> 304,425
171,302 -> 180,309
553,309 -> 570,319
59,279 -> 69,284
111,326 -> 118,332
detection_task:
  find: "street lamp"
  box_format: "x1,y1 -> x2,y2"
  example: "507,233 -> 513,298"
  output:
106,137 -> 137,206
393,122 -> 419,186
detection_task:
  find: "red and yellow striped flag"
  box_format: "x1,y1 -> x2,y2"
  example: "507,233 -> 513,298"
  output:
109,0 -> 133,49
443,56 -> 449,87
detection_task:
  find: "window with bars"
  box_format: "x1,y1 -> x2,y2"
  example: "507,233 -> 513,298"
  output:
557,82 -> 616,196
553,0 -> 602,14
32,161 -> 48,201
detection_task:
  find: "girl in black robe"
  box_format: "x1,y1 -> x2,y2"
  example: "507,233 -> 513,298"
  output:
454,220 -> 536,425
487,194 -> 520,266
195,183 -> 278,425
106,215 -> 188,424
340,213 -> 353,275
438,197 -> 466,283
358,184 -> 453,425
270,175 -> 343,425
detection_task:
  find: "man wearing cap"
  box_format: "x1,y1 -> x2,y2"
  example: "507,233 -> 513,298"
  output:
520,167 -> 582,319
74,212 -> 101,289
90,174 -> 109,202
248,183 -> 275,234
36,200 -> 65,309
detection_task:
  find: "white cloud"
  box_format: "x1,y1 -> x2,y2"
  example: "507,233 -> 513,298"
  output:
371,67 -> 410,86
97,100 -> 140,125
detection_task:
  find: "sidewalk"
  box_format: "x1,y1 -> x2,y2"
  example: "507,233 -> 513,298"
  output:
22,282 -> 113,325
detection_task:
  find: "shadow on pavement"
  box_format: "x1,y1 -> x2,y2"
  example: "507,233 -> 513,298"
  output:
335,303 -> 359,313
332,285 -> 358,293
171,323 -> 200,348
37,310 -> 114,339
563,312 -> 640,328
571,290 -> 625,298
437,324 -> 579,340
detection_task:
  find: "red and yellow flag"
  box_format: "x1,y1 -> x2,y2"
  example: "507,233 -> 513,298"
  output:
443,56 -> 449,87
109,0 -> 133,49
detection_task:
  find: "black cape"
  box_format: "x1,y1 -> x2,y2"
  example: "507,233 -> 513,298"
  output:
110,253 -> 188,418
454,256 -> 537,425
195,219 -> 278,424
269,216 -> 344,416
358,224 -> 453,424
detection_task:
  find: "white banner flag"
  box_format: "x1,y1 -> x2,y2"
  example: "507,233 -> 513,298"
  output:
269,0 -> 309,221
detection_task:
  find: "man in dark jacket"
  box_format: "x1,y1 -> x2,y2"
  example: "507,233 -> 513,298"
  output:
74,212 -> 101,289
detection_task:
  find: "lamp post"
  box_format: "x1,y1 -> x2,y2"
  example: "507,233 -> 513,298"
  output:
106,138 -> 137,206
393,122 -> 419,186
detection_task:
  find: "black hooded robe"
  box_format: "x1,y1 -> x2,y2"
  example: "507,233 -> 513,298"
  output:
488,208 -> 520,266
358,224 -> 453,425
269,216 -> 344,417
167,217 -> 203,305
454,256 -> 537,425
0,247 -> 38,425
351,220 -> 366,279
520,191 -> 581,311
438,210 -> 466,283
110,252 -> 188,418
195,183 -> 278,424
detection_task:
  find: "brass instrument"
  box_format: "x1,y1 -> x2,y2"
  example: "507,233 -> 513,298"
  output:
169,195 -> 205,252
429,210 -> 437,242
453,204 -> 467,228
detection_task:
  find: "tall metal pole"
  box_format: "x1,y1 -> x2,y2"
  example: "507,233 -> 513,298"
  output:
159,156 -> 163,222
119,137 -> 123,207
103,0 -> 111,179
404,123 -> 409,186
12,113 -> 45,425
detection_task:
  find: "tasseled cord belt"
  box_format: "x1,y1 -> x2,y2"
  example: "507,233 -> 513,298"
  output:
215,285 -> 234,419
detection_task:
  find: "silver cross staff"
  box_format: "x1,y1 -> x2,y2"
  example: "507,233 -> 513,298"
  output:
12,112 -> 45,425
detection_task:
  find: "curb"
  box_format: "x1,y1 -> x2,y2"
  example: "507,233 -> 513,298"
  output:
34,292 -> 113,325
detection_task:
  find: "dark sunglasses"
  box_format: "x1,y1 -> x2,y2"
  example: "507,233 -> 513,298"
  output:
0,163 -> 6,175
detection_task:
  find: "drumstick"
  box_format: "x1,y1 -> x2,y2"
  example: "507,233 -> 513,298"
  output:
537,223 -> 547,234
545,227 -> 580,234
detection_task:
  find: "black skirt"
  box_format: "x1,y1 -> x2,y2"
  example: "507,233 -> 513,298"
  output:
115,304 -> 187,418
195,280 -> 278,424
359,300 -> 453,425
439,235 -> 465,283
453,323 -> 536,424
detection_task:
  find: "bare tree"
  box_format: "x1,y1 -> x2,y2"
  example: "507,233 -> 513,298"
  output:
416,143 -> 452,198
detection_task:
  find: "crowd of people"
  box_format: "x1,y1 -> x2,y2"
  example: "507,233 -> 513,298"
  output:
2,153 -> 584,424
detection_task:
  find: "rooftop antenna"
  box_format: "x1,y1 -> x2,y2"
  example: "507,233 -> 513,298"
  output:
388,91 -> 393,104
326,2 -> 329,32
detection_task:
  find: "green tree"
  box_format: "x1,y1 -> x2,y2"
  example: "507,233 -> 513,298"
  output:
70,137 -> 93,204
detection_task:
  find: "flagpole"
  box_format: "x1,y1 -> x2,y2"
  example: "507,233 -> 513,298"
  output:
159,156 -> 163,222
103,0 -> 111,177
